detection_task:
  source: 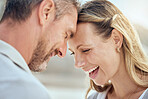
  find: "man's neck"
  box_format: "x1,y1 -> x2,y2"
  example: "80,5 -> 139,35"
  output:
0,19 -> 35,64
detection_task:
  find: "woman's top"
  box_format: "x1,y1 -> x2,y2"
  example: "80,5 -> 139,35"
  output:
88,88 -> 148,99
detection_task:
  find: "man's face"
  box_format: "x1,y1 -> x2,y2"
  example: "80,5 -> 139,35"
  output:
28,8 -> 77,72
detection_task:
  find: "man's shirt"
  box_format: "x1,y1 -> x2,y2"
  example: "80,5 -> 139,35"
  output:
0,40 -> 50,99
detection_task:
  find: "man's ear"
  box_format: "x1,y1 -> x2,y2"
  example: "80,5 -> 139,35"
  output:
111,29 -> 123,49
38,0 -> 55,25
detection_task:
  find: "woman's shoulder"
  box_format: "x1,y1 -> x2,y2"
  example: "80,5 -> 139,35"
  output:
87,88 -> 110,99
87,91 -> 99,99
88,88 -> 148,99
139,88 -> 148,99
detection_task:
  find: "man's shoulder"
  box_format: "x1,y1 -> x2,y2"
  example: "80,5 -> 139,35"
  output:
0,53 -> 26,76
0,77 -> 50,99
0,54 -> 50,99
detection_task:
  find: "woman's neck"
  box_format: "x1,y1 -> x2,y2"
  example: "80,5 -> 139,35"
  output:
109,73 -> 145,98
107,55 -> 146,99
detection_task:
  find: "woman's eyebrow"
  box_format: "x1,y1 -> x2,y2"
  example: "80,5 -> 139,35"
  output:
68,44 -> 84,51
77,44 -> 91,49
68,48 -> 73,52
77,44 -> 84,49
68,44 -> 92,52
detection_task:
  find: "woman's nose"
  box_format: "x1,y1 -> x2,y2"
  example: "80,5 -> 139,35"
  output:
74,56 -> 85,68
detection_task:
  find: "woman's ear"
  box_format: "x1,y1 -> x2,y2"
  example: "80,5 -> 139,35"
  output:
38,0 -> 55,25
111,29 -> 123,49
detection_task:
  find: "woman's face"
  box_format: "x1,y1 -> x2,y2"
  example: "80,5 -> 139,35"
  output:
68,23 -> 121,85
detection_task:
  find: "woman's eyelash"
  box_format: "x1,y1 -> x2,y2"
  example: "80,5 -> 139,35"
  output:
65,33 -> 68,39
82,49 -> 91,53
70,52 -> 74,55
70,49 -> 91,55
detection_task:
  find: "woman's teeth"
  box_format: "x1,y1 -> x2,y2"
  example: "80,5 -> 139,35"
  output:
86,66 -> 99,73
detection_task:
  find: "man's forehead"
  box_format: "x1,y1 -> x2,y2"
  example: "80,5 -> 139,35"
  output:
0,0 -> 7,21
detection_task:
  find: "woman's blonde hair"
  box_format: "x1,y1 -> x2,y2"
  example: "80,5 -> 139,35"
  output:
78,0 -> 148,98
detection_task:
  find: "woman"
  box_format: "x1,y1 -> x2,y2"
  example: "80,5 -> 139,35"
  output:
68,0 -> 148,99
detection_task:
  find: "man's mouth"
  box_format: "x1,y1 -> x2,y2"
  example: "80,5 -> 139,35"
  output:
43,50 -> 56,62
47,50 -> 58,60
50,49 -> 59,57
50,51 -> 56,57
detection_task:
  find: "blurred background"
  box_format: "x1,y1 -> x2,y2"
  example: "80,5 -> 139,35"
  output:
33,0 -> 148,99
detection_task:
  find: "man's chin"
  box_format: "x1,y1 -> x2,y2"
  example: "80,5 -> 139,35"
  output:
38,61 -> 48,71
30,61 -> 48,72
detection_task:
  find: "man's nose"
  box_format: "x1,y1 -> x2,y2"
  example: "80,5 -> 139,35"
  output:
57,43 -> 67,58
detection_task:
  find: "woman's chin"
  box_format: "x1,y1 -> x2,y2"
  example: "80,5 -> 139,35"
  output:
93,79 -> 107,86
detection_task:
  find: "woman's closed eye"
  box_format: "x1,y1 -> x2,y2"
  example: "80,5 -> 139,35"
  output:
82,49 -> 91,53
69,49 -> 91,55
70,52 -> 75,55
65,33 -> 68,39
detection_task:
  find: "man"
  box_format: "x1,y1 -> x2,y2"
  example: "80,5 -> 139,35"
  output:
0,0 -> 78,99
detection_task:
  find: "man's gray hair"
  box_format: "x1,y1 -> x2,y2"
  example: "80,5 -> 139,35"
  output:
53,0 -> 79,19
0,0 -> 79,23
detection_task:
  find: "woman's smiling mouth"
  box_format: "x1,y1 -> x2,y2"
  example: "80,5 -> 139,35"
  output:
83,66 -> 99,79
